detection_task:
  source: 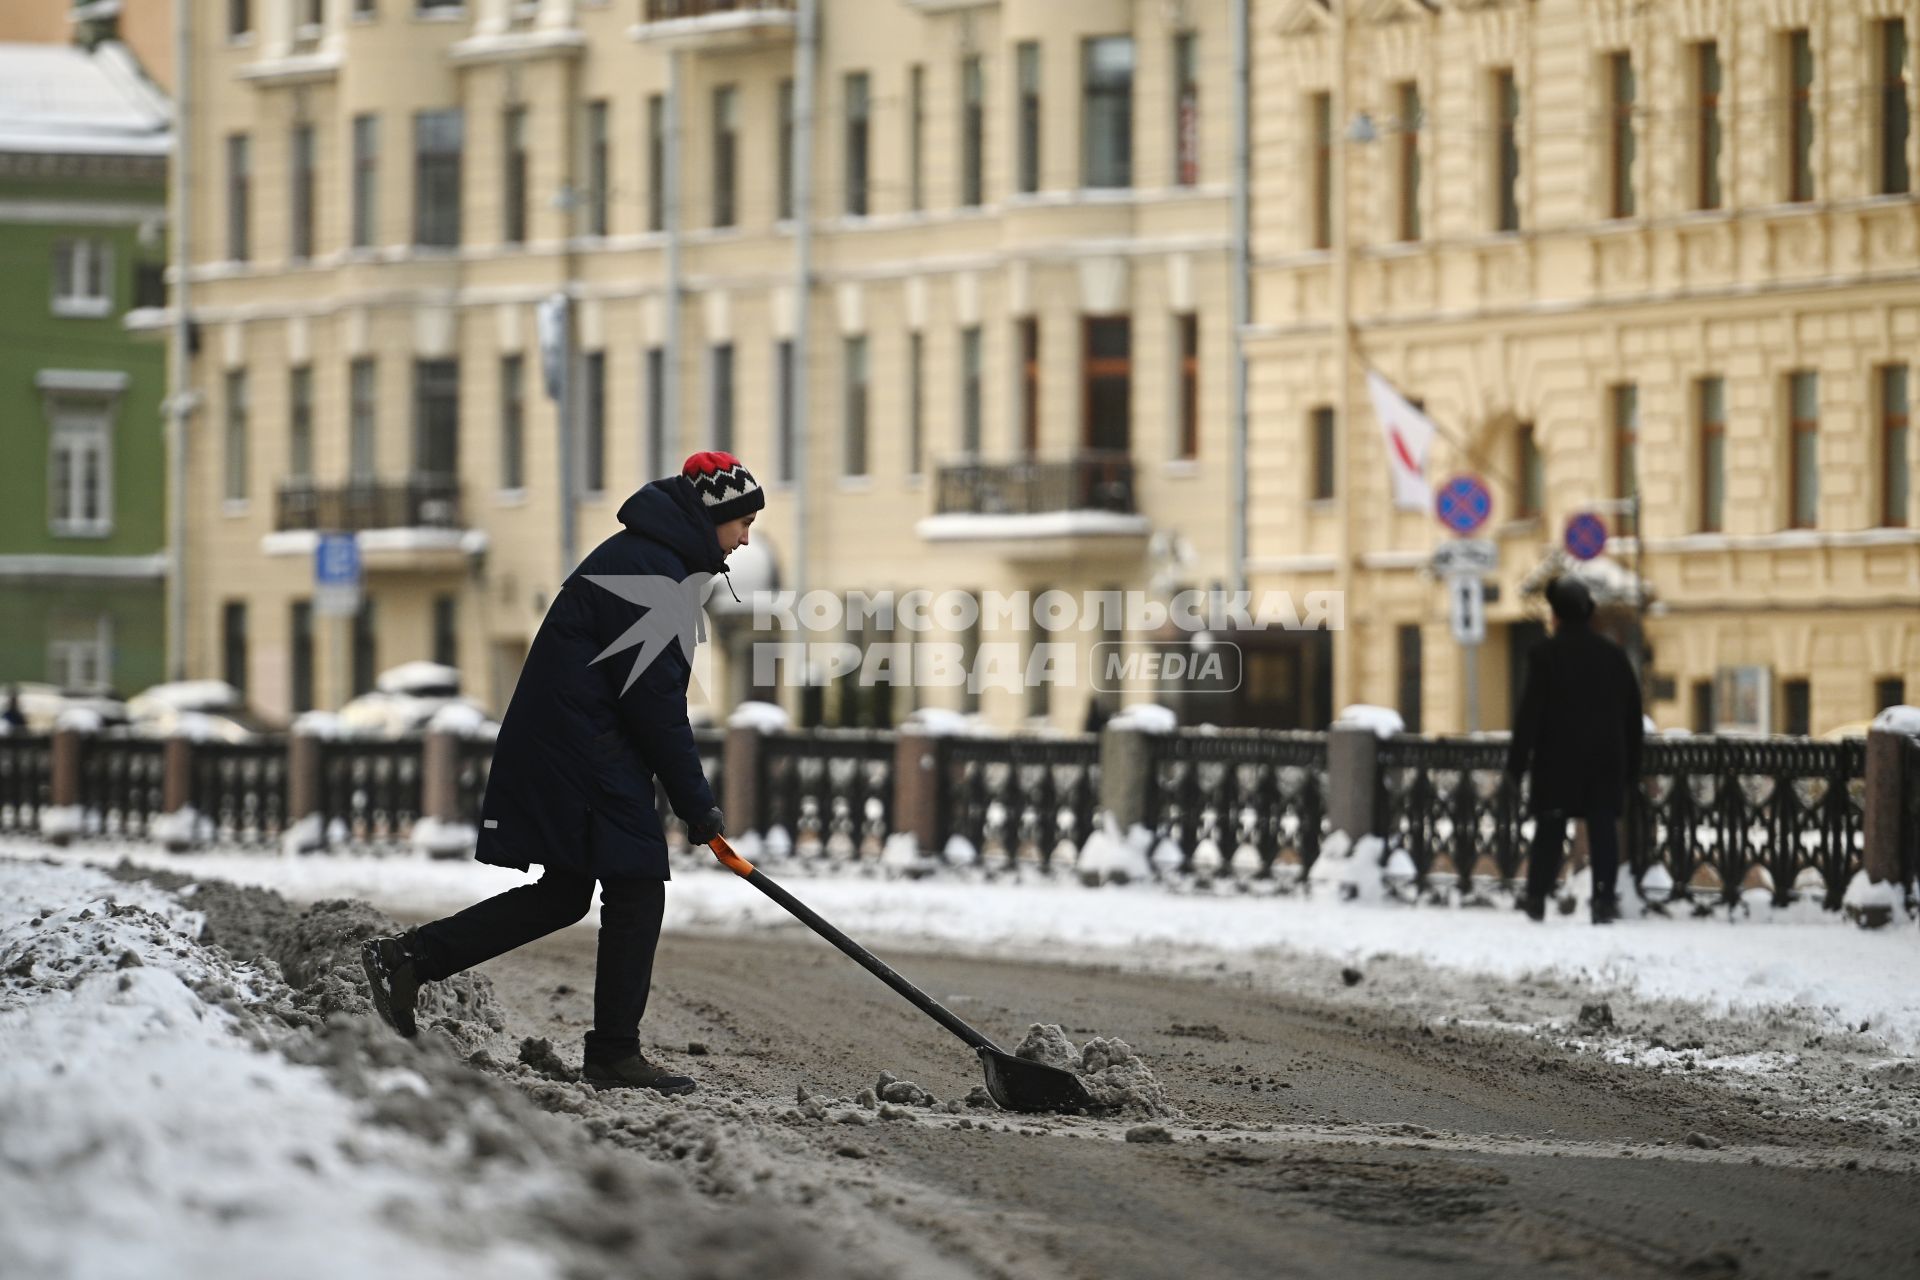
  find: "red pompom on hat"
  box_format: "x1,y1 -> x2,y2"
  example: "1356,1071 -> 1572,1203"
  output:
681,450 -> 766,525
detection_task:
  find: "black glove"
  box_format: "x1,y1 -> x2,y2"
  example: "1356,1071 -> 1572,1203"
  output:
688,806 -> 726,846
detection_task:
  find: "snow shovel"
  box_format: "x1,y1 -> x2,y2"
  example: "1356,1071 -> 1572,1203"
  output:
707,836 -> 1096,1115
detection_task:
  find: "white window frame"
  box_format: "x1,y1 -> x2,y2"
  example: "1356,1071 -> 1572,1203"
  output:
48,614 -> 114,691
51,239 -> 113,318
38,373 -> 124,538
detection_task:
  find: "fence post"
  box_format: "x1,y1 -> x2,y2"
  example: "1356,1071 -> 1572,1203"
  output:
724,723 -> 765,835
419,726 -> 461,855
893,727 -> 944,852
160,733 -> 195,851
286,728 -> 324,853
1327,725 -> 1383,838
45,724 -> 83,846
1098,725 -> 1153,832
1861,728 -> 1905,886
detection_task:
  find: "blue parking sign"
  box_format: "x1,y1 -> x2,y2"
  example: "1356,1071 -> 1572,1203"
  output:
316,532 -> 361,587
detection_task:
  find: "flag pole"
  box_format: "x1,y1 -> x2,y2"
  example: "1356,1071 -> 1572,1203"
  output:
1332,1 -> 1355,718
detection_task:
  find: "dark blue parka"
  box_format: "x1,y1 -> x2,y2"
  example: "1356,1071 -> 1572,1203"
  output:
475,477 -> 721,880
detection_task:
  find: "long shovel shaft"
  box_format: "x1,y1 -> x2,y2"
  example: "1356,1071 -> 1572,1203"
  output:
708,839 -> 994,1054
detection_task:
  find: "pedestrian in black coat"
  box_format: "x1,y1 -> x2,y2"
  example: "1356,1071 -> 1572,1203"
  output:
1505,576 -> 1644,924
361,452 -> 766,1093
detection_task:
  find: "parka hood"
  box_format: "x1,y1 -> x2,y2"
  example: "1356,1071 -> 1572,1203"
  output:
616,477 -> 727,575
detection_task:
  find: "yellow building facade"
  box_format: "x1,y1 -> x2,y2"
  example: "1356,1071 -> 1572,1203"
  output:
172,0 -> 1241,728
1248,0 -> 1920,737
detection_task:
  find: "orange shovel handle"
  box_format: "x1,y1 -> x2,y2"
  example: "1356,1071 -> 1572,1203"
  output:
708,834 -> 755,877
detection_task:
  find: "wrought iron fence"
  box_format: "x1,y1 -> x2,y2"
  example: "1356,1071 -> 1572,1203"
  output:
275,476 -> 461,533
1144,731 -> 1330,879
1626,736 -> 1866,909
0,734 -> 52,833
77,736 -> 168,840
189,741 -> 289,846
316,739 -> 422,848
453,736 -> 495,829
1375,737 -> 1525,894
657,728 -> 728,845
939,736 -> 1100,872
934,453 -> 1137,517
757,729 -> 893,858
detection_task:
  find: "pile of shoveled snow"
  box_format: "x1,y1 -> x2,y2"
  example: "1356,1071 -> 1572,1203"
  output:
1013,1023 -> 1182,1119
0,857 -> 859,1280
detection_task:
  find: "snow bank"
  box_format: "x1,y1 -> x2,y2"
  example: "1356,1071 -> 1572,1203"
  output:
1332,704 -> 1404,739
900,707 -> 978,737
409,816 -> 477,859
375,661 -> 461,695
128,680 -> 241,714
1073,818 -> 1152,885
1872,705 -> 1920,738
291,710 -> 346,739
53,707 -> 105,734
1106,703 -> 1178,734
426,702 -> 495,738
727,700 -> 792,732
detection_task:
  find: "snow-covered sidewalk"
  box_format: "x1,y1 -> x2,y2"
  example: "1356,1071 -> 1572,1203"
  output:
15,836 -> 1920,1058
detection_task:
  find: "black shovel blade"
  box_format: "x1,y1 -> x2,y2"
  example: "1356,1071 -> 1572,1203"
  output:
978,1047 -> 1098,1115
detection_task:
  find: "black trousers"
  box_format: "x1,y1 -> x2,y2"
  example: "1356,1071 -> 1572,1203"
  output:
411,866 -> 665,1060
1525,807 -> 1619,904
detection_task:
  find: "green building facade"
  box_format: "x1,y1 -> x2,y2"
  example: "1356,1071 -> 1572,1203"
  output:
0,38 -> 170,695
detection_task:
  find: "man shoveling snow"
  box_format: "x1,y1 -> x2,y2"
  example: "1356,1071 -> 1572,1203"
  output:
362,453 -> 765,1095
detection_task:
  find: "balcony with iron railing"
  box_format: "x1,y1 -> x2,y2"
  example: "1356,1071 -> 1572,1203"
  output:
275,477 -> 463,534
918,453 -> 1150,552
630,0 -> 796,50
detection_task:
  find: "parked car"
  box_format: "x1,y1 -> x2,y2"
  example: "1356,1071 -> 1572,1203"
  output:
337,662 -> 490,738
3,683 -> 129,734
125,680 -> 278,743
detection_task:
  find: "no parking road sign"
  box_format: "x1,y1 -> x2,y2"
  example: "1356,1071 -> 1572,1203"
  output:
1564,512 -> 1609,562
1435,474 -> 1493,536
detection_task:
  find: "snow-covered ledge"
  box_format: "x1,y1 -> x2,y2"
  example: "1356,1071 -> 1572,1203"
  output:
914,511 -> 1151,544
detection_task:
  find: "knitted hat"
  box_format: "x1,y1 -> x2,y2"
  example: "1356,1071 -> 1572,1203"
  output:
681,451 -> 766,525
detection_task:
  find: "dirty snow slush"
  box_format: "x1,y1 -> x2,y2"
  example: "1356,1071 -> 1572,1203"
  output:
7,855 -> 1920,1279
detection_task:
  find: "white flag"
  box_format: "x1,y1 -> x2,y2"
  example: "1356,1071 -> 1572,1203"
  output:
1367,371 -> 1436,513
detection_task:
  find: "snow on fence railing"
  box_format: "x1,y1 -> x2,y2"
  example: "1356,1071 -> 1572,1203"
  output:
1374,736 -> 1525,898
76,735 -> 168,841
753,729 -> 892,859
0,734 -> 53,834
1142,730 -> 1329,882
190,740 -> 291,847
937,734 -> 1099,873
315,738 -> 420,851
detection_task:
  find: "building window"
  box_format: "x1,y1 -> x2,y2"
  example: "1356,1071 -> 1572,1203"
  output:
844,335 -> 869,477
50,239 -> 112,317
1789,370 -> 1819,529
709,343 -> 734,452
960,326 -> 982,455
1019,317 -> 1040,456
228,0 -> 250,39
1695,41 -> 1722,210
1691,679 -> 1714,732
908,330 -> 924,475
1310,406 -> 1335,501
47,396 -> 112,537
224,369 -> 249,502
354,0 -> 374,15
289,366 -> 313,482
1176,313 -> 1198,461
585,100 -> 609,236
349,358 -> 376,482
647,94 -> 666,232
645,346 -> 666,476
844,72 -> 871,217
1516,422 -> 1542,519
351,598 -> 376,697
1880,19 -> 1911,195
227,133 -> 251,262
47,615 -> 111,690
290,601 -> 314,715
1083,317 -> 1131,455
775,339 -> 795,483
961,56 -> 985,208
351,115 -> 378,249
1016,42 -> 1041,195
712,85 -> 738,229
1607,51 -> 1636,218
1881,365 -> 1909,528
1698,376 -> 1726,533
1395,81 -> 1422,241
1310,92 -> 1332,249
582,352 -> 605,496
1877,676 -> 1908,713
1782,677 -> 1811,737
413,110 -> 463,248
908,64 -> 926,211
499,354 -> 525,491
502,106 -> 528,244
433,594 -> 458,670
1174,31 -> 1199,186
1396,624 -> 1422,734
1786,29 -> 1815,203
222,601 -> 248,698
1492,68 -> 1519,232
290,123 -> 315,261
414,358 -> 459,479
778,78 -> 796,221
1082,36 -> 1134,190
1612,383 -> 1639,520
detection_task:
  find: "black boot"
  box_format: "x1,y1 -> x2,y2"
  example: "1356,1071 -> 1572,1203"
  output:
1521,893 -> 1547,923
582,1050 -> 696,1096
360,932 -> 424,1038
1591,892 -> 1618,926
